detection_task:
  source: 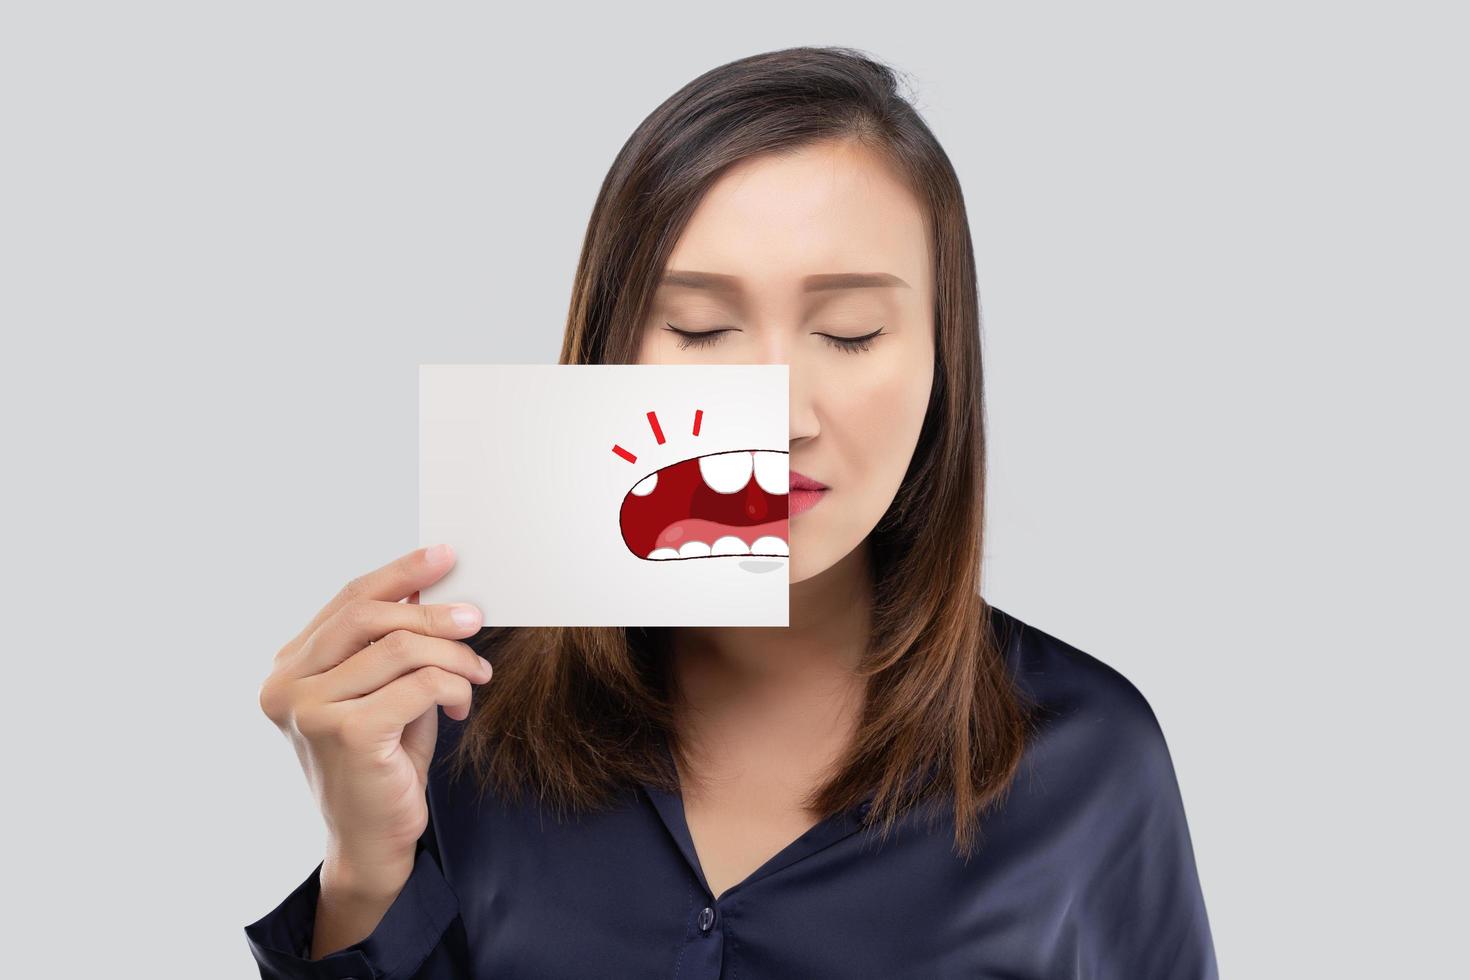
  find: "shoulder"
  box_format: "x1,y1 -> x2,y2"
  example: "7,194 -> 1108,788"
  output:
986,606 -> 1218,975
989,603 -> 1164,732
987,604 -> 1179,796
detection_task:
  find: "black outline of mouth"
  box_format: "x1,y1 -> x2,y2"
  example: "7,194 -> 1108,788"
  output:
620,448 -> 790,561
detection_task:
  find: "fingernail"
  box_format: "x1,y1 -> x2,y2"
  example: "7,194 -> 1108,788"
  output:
425,543 -> 453,564
450,604 -> 480,628
477,656 -> 492,676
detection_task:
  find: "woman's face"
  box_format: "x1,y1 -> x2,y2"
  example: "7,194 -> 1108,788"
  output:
634,138 -> 936,585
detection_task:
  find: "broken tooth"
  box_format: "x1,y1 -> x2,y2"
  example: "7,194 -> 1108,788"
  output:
630,471 -> 658,496
750,535 -> 788,556
698,451 -> 754,494
710,535 -> 752,556
753,451 -> 788,495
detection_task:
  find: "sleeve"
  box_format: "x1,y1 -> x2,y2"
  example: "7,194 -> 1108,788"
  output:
243,822 -> 468,980
1078,695 -> 1220,980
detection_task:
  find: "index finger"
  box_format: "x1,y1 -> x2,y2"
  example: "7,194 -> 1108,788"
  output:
285,544 -> 455,655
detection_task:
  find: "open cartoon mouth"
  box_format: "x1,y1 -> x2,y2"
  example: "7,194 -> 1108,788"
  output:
619,450 -> 789,561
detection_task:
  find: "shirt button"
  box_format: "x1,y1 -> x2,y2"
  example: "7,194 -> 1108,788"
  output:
699,906 -> 715,932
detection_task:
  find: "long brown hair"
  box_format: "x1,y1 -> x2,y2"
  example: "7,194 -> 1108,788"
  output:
452,45 -> 1035,858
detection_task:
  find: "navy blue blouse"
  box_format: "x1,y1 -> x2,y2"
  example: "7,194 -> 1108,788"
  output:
245,606 -> 1218,978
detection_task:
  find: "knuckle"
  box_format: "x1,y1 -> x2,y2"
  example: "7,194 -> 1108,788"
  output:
340,598 -> 374,631
337,573 -> 369,602
416,602 -> 438,636
257,677 -> 284,723
378,629 -> 415,660
415,664 -> 450,694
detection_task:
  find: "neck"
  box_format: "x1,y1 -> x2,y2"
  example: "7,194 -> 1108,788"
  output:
665,541 -> 874,783
671,540 -> 873,683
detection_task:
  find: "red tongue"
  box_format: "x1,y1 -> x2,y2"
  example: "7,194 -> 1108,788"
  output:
619,454 -> 789,560
652,516 -> 788,554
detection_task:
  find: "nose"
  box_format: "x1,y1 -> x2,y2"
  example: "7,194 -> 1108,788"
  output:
788,361 -> 819,445
744,335 -> 818,446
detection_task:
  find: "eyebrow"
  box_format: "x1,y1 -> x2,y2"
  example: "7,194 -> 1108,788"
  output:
659,270 -> 910,293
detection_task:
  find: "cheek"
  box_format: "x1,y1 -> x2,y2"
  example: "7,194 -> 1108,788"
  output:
832,349 -> 934,474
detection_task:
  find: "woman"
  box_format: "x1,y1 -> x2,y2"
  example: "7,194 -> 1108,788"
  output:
247,46 -> 1217,978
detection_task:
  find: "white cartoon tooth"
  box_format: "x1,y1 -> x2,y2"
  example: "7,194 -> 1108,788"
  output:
698,451 -> 754,494
750,535 -> 788,556
647,548 -> 680,560
677,540 -> 712,558
711,535 -> 752,556
753,451 -> 788,495
630,472 -> 658,496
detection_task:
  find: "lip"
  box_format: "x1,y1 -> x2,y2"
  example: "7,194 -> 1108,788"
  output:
789,470 -> 829,491
788,469 -> 829,518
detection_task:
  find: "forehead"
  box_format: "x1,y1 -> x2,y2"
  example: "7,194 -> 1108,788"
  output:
664,139 -> 930,291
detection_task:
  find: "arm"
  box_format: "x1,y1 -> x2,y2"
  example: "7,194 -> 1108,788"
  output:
244,822 -> 470,979
247,546 -> 489,978
1081,706 -> 1220,980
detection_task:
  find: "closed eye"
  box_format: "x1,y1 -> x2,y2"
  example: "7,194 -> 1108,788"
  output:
664,325 -> 733,350
664,324 -> 885,354
821,327 -> 885,354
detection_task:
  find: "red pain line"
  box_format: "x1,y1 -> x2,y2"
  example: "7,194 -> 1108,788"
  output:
692,409 -> 702,435
612,445 -> 636,464
647,411 -> 665,444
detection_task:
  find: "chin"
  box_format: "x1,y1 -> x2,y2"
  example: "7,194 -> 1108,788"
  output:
788,531 -> 818,584
789,558 -> 817,585
787,524 -> 845,585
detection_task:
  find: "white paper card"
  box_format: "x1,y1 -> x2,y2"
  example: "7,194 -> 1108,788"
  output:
419,364 -> 790,625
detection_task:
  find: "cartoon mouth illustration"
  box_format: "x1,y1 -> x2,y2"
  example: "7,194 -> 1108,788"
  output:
619,450 -> 789,561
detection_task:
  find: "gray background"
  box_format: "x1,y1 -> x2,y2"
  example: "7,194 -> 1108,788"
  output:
2,2 -> 1463,976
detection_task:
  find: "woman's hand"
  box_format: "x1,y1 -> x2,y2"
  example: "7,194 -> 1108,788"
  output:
258,543 -> 492,896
